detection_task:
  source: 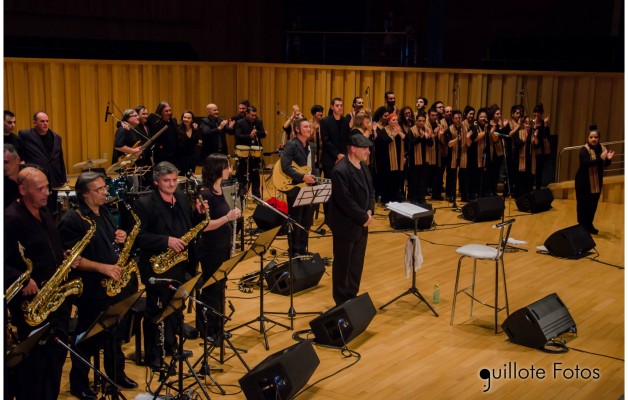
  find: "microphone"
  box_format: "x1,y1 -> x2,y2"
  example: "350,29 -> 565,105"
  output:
493,131 -> 510,138
312,228 -> 326,235
104,102 -> 110,123
365,86 -> 370,95
148,277 -> 179,285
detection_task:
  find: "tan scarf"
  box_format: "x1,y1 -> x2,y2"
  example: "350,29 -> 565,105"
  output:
424,123 -> 437,165
517,130 -> 536,173
459,124 -> 469,169
476,125 -> 486,168
385,126 -> 405,171
410,126 -> 424,165
448,125 -> 460,168
585,144 -> 606,194
489,121 -> 505,159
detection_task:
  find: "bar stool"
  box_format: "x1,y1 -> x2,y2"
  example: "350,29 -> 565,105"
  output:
450,219 -> 515,333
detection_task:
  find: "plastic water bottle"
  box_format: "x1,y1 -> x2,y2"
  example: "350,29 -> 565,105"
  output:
432,282 -> 440,304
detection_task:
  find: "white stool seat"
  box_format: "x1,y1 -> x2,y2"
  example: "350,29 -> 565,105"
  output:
456,244 -> 500,260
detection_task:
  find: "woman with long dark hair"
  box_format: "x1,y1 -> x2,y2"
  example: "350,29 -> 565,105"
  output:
196,153 -> 241,338
575,125 -> 614,234
512,116 -> 537,198
176,110 -> 200,175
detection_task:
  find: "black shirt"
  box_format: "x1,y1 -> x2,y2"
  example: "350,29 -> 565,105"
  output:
39,130 -> 55,156
197,187 -> 232,254
4,176 -> 19,208
112,126 -> 142,163
58,203 -> 120,300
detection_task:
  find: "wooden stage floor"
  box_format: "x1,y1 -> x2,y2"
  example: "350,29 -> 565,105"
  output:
55,197 -> 624,399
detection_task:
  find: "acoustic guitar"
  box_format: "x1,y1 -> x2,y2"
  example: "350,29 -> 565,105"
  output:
272,160 -> 329,192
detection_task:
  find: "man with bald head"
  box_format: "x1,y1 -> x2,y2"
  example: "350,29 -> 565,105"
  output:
18,111 -> 67,215
5,167 -> 72,400
199,103 -> 235,161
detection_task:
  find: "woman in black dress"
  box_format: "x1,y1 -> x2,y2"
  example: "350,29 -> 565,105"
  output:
176,110 -> 200,176
196,153 -> 241,338
575,125 -> 614,234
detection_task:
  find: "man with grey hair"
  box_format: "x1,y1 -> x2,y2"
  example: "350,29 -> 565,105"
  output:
58,171 -> 138,398
4,144 -> 21,207
134,161 -> 205,370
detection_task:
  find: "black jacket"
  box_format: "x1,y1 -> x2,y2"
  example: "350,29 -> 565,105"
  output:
320,115 -> 351,169
18,128 -> 67,187
328,157 -> 375,240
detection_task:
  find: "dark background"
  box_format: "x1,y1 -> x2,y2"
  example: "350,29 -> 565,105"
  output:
4,0 -> 624,72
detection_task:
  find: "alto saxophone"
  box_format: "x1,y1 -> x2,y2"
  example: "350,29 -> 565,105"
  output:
151,195 -> 210,274
5,242 -> 33,303
22,212 -> 94,326
102,205 -> 140,297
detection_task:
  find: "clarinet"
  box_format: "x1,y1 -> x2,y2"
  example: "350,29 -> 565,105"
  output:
157,297 -> 166,376
231,181 -> 239,257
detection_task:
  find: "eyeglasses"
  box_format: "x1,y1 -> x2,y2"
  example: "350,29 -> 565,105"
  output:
91,185 -> 109,194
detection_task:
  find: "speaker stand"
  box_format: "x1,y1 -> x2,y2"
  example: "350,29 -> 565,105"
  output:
379,218 -> 438,316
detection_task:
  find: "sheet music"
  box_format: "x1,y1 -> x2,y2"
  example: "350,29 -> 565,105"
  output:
386,202 -> 431,219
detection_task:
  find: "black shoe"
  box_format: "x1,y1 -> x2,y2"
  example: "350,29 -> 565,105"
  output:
115,375 -> 138,389
589,226 -> 599,235
70,388 -> 97,400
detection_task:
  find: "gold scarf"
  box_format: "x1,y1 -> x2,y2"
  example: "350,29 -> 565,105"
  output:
585,144 -> 606,194
385,126 -> 405,171
410,126 -> 424,165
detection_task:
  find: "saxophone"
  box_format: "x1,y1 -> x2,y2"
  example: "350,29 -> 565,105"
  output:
5,242 -> 33,303
151,195 -> 210,274
22,212 -> 94,326
102,205 -> 140,297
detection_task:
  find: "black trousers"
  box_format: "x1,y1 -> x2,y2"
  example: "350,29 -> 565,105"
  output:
430,164 -> 445,199
406,164 -> 426,204
196,246 -> 229,337
576,184 -> 601,230
332,228 -> 368,306
287,190 -> 315,255
237,157 -> 261,197
446,165 -> 458,199
144,286 -> 182,366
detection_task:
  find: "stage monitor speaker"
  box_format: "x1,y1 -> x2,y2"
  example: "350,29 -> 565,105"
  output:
461,196 -> 505,222
239,340 -> 319,400
266,253 -> 326,296
502,293 -> 576,349
515,189 -> 554,213
388,203 -> 434,230
544,225 -> 596,259
309,292 -> 377,348
252,204 -> 285,232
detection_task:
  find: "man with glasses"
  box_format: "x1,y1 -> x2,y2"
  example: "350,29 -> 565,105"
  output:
59,171 -> 138,399
112,108 -> 144,165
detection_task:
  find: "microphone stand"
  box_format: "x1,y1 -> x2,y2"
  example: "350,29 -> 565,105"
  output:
248,194 -> 323,330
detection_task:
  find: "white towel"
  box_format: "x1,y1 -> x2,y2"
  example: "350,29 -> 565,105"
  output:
404,235 -> 423,278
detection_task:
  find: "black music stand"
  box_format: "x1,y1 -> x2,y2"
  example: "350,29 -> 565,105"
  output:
380,203 -> 438,317
227,225 -> 289,350
6,323 -> 50,369
151,274 -> 211,400
76,290 -> 144,397
192,251 -> 253,380
265,186 -> 330,329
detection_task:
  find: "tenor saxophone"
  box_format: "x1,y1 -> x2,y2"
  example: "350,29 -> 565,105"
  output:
151,195 -> 210,274
5,242 -> 33,303
102,205 -> 141,297
22,212 -> 94,326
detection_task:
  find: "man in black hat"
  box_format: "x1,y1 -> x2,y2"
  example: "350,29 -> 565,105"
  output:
328,134 -> 375,306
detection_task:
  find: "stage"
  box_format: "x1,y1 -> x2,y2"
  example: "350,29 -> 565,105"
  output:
54,197 -> 623,399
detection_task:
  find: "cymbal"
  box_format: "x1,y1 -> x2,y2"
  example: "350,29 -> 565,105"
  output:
52,184 -> 73,192
73,158 -> 108,169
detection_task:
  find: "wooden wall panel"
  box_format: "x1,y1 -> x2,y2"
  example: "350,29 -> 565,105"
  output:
4,58 -> 623,181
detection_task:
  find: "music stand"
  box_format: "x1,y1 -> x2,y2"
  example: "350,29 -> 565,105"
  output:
192,251 -> 253,380
76,290 -> 144,396
380,203 -> 439,317
265,185 -> 330,329
151,274 -> 212,400
227,225 -> 290,350
6,323 -> 50,369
